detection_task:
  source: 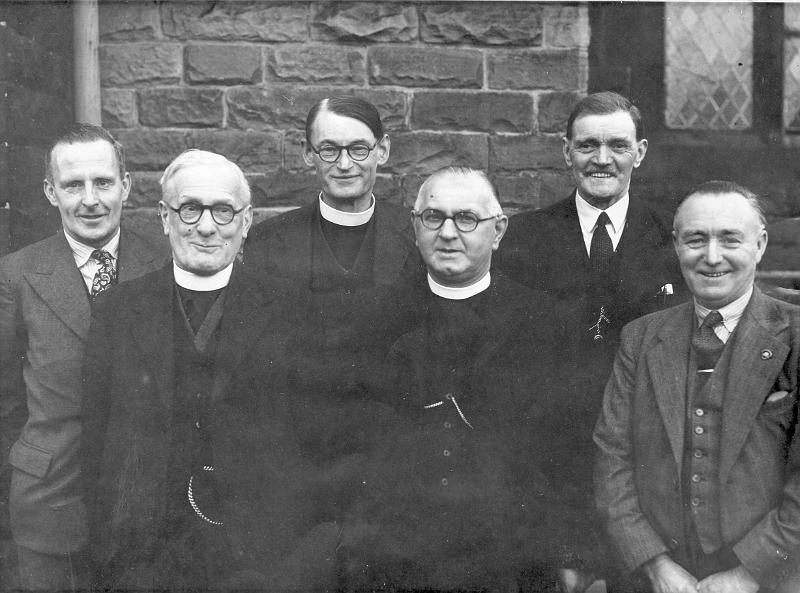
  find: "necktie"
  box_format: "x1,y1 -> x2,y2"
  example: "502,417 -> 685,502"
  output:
692,310 -> 724,371
589,211 -> 614,276
90,249 -> 117,297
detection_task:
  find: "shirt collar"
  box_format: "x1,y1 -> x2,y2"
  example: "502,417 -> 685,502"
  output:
694,286 -> 753,330
64,227 -> 120,267
319,193 -> 375,227
575,191 -> 629,235
427,271 -> 491,300
173,262 -> 233,291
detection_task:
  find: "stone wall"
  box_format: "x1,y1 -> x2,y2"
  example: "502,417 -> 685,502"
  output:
98,1 -> 589,228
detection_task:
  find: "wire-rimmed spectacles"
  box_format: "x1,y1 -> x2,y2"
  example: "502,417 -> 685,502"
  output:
412,208 -> 500,233
168,202 -> 245,225
309,140 -> 379,163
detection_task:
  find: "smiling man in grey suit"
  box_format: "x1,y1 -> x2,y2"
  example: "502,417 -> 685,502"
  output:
0,123 -> 165,590
595,181 -> 800,593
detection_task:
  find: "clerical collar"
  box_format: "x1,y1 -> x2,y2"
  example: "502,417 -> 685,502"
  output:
173,262 -> 233,291
575,191 -> 629,236
427,271 -> 491,300
64,227 -> 120,267
694,286 -> 753,333
319,193 -> 375,227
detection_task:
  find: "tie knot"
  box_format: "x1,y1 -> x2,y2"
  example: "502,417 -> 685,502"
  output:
702,310 -> 723,329
92,249 -> 112,264
595,211 -> 611,229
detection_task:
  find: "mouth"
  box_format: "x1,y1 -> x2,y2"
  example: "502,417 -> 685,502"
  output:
78,213 -> 107,222
586,172 -> 615,179
191,243 -> 221,253
699,271 -> 729,279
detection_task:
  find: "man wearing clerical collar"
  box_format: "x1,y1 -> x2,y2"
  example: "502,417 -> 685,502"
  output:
336,167 -> 594,593
0,123 -> 166,591
82,150 -> 316,590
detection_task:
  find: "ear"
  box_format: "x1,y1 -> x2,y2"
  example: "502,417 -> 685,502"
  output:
632,138 -> 648,168
491,215 -> 509,251
120,172 -> 131,203
375,134 -> 391,166
671,229 -> 680,253
562,137 -> 572,168
241,205 -> 254,239
411,212 -> 420,247
302,140 -> 316,167
158,201 -> 171,236
43,178 -> 58,207
755,227 -> 768,264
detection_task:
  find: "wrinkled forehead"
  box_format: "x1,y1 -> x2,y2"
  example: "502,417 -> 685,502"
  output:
168,164 -> 244,204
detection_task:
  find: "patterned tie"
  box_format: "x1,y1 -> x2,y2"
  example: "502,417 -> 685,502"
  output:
90,249 -> 117,297
589,211 -> 614,276
692,310 -> 724,372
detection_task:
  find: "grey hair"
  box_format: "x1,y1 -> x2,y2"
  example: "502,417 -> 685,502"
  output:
160,149 -> 251,205
415,166 -> 502,216
675,180 -> 766,229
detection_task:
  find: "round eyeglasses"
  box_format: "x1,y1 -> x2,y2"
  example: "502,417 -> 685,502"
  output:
309,140 -> 379,163
412,209 -> 500,233
168,202 -> 244,225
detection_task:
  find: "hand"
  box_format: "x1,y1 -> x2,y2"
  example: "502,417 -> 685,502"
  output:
643,554 -> 699,593
697,565 -> 759,593
558,568 -> 595,593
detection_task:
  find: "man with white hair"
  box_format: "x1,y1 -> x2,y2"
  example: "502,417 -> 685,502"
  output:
82,150 -> 310,590
339,166 -> 593,592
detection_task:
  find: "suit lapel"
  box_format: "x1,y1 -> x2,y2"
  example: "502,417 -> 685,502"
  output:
129,265 -> 175,406
373,204 -> 413,286
24,232 -> 91,341
559,197 -> 590,271
646,302 -> 694,471
720,290 -> 790,482
616,199 -> 662,261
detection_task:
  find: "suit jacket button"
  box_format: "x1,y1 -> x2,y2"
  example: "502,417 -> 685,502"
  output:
762,349 -> 773,360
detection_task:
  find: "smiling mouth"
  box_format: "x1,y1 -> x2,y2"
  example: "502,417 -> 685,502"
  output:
700,271 -> 728,278
587,172 -> 615,178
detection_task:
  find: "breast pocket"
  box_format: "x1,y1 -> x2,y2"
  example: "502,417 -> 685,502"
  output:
9,439 -> 52,479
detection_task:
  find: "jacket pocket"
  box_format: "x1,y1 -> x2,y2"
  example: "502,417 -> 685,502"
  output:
9,439 -> 52,479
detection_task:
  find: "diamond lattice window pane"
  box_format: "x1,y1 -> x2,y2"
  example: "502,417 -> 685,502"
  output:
665,3 -> 753,130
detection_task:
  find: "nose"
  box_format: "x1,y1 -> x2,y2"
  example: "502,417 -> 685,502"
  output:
438,217 -> 459,240
703,238 -> 722,265
81,182 -> 99,207
195,208 -> 217,235
593,143 -> 612,165
336,149 -> 353,169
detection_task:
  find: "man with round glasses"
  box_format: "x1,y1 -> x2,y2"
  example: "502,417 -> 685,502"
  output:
83,150 -> 313,589
337,166 -> 593,592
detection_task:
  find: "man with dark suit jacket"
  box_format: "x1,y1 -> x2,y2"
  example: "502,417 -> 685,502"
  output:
594,181 -> 800,593
0,123 -> 165,590
495,92 -> 685,587
82,150 -> 332,591
245,96 -> 420,375
337,167 -> 594,592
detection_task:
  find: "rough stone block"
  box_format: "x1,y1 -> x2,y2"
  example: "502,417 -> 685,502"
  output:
268,46 -> 366,85
227,86 -> 408,133
369,46 -> 482,88
537,91 -> 580,134
101,43 -> 182,86
284,129 -> 307,173
248,171 -> 319,207
488,49 -> 581,91
138,88 -> 223,127
100,2 -> 161,41
489,135 -> 566,173
385,132 -> 488,175
543,5 -> 589,48
113,129 -> 192,170
420,3 -> 542,46
127,172 -> 163,207
162,2 -> 308,42
493,173 -> 540,208
184,130 -> 283,173
185,44 -> 262,84
412,91 -> 532,133
538,169 -> 573,206
102,89 -> 137,128
311,3 -> 418,42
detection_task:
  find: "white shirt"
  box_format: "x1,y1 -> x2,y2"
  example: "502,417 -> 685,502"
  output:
64,228 -> 120,292
319,194 -> 375,226
428,271 -> 491,300
694,286 -> 753,344
173,262 -> 233,291
575,192 -> 629,255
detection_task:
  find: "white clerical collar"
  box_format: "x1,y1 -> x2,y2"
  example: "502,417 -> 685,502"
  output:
173,262 -> 233,291
64,227 -> 120,267
319,193 -> 375,227
694,286 -> 753,332
427,271 -> 491,300
575,191 -> 629,236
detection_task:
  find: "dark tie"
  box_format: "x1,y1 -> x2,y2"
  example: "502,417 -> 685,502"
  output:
589,211 -> 614,276
90,249 -> 117,297
692,310 -> 724,372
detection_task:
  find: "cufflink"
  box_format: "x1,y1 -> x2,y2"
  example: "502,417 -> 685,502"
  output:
761,349 -> 773,360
